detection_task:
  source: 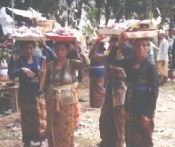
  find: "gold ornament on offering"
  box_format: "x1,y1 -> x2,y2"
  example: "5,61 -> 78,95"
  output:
125,20 -> 158,39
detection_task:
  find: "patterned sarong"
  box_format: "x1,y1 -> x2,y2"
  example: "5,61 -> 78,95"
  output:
71,82 -> 81,129
47,101 -> 74,147
99,83 -> 125,147
125,112 -> 154,147
157,60 -> 168,77
90,76 -> 105,108
20,94 -> 47,142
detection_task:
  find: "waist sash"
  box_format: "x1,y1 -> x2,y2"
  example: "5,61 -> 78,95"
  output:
127,82 -> 150,92
48,84 -> 72,111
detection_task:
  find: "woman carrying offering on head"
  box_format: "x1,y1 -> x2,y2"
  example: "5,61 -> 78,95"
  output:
89,36 -> 128,147
45,42 -> 90,147
89,41 -> 106,108
107,32 -> 159,147
8,41 -> 47,147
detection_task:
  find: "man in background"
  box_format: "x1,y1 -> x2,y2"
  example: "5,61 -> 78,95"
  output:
157,29 -> 169,85
165,31 -> 173,69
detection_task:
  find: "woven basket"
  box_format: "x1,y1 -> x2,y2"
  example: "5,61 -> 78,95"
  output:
45,33 -> 77,42
125,30 -> 158,39
97,28 -> 123,35
37,20 -> 55,27
14,36 -> 46,41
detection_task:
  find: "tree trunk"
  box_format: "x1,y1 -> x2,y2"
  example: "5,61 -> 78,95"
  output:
68,9 -> 70,26
105,1 -> 110,26
97,8 -> 101,26
75,1 -> 83,26
169,18 -> 173,38
145,0 -> 152,19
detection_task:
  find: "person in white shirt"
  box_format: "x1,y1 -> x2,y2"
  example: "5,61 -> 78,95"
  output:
165,31 -> 174,69
148,41 -> 159,64
157,29 -> 169,85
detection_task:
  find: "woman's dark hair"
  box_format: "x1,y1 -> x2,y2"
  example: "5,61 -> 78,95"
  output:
109,37 -> 118,43
134,38 -> 150,46
46,40 -> 54,48
67,41 -> 76,48
0,24 -> 4,36
98,42 -> 106,52
68,41 -> 75,46
20,41 -> 35,49
54,42 -> 69,50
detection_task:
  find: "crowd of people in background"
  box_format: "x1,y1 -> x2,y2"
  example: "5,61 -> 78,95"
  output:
0,24 -> 175,147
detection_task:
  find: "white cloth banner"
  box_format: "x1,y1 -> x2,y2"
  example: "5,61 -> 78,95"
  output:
0,7 -> 13,35
8,7 -> 45,20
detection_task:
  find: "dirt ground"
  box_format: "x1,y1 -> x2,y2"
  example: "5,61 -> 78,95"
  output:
0,73 -> 175,147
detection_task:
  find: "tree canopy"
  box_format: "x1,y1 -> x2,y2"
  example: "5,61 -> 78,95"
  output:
0,0 -> 175,28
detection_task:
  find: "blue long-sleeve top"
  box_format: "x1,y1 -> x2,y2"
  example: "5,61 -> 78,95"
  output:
42,45 -> 57,63
11,44 -> 57,63
8,56 -> 43,96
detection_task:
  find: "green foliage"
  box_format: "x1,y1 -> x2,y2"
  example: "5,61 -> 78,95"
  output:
87,8 -> 100,26
0,133 -> 21,140
0,47 -> 11,62
83,25 -> 94,37
65,0 -> 73,7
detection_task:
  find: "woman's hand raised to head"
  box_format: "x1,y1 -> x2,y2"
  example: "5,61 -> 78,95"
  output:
22,68 -> 35,77
117,25 -> 131,47
96,35 -> 106,42
117,33 -> 127,47
39,39 -> 46,47
79,50 -> 87,56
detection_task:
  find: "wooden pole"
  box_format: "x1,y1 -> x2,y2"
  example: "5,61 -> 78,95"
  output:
12,0 -> 15,32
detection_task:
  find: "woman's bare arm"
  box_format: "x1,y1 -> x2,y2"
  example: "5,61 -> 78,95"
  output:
72,51 -> 90,69
89,37 -> 107,63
